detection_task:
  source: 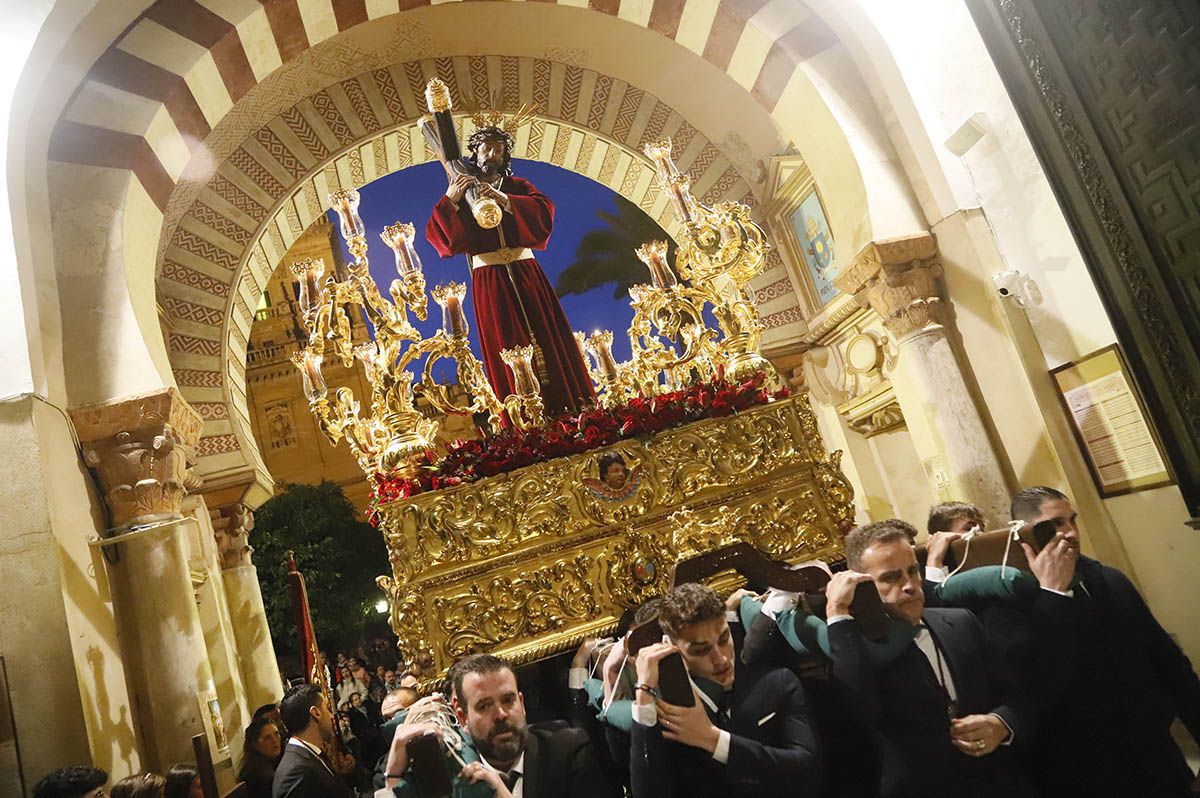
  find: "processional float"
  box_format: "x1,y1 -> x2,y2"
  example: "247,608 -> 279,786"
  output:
289,79 -> 855,683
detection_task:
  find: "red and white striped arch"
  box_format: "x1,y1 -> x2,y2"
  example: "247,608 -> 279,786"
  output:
47,0 -> 876,496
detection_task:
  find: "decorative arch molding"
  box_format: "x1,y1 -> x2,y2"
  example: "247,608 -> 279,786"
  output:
158,53 -> 767,484
42,0 -> 929,498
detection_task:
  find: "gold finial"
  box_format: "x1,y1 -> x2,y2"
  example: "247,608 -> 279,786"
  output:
425,78 -> 453,114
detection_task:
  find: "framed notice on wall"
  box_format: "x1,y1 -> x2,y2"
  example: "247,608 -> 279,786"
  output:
1051,344 -> 1174,497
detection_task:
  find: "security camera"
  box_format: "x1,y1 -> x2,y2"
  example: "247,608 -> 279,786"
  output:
992,270 -> 1043,307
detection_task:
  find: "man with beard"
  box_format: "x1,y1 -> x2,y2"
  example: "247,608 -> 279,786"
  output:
630,583 -> 821,798
381,654 -> 616,797
274,684 -> 354,798
426,126 -> 595,417
825,520 -> 1034,797
1011,486 -> 1200,796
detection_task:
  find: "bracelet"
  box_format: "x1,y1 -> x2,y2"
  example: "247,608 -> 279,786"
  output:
386,773 -> 405,779
634,683 -> 660,698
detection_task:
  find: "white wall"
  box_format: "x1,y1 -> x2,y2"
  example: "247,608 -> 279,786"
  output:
845,0 -> 1200,662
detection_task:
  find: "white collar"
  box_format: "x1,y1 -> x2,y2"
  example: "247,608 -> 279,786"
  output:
479,751 -> 525,779
288,737 -> 323,757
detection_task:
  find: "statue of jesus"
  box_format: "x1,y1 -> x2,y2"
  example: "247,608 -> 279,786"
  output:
426,125 -> 596,417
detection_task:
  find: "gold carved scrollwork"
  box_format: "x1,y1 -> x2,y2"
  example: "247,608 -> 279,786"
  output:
602,529 -> 678,609
650,411 -> 796,503
738,488 -> 832,560
433,555 -> 598,660
379,576 -> 436,676
815,452 -> 856,534
671,506 -> 738,559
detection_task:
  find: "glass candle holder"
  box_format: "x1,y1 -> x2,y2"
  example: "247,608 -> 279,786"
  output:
381,222 -> 423,276
501,345 -> 540,397
665,174 -> 695,224
354,342 -> 381,383
432,282 -> 469,338
586,331 -> 620,383
643,138 -> 679,185
291,350 -> 327,400
329,189 -> 365,240
635,240 -> 677,289
291,258 -> 326,315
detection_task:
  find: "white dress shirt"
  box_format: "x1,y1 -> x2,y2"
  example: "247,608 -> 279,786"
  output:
480,752 -> 525,797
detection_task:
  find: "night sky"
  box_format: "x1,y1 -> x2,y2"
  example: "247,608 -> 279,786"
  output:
333,159 -> 661,384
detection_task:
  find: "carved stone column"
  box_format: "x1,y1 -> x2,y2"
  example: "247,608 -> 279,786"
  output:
211,504 -> 283,711
71,388 -> 218,772
836,234 -> 1011,523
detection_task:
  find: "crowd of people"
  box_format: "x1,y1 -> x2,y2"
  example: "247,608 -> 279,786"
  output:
30,486 -> 1200,797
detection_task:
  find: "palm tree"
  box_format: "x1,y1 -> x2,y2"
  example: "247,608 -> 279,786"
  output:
555,195 -> 677,299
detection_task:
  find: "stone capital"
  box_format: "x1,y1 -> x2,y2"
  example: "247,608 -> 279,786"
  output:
70,388 -> 203,527
210,503 -> 255,570
834,233 -> 945,341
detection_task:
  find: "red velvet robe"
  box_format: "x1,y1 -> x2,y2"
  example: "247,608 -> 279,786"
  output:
426,175 -> 596,417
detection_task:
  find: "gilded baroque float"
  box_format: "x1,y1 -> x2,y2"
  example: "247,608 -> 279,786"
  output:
375,395 -> 852,674
289,79 -> 854,677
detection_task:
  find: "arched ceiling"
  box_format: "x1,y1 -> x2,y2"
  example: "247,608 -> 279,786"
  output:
44,0 -> 904,501
165,53 -> 764,477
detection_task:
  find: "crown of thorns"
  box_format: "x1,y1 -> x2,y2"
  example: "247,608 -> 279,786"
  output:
467,126 -> 514,154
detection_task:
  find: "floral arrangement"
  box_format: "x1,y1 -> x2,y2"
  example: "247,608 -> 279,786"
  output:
367,372 -> 788,524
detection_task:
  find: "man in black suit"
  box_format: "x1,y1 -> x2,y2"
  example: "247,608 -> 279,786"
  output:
385,653 -> 617,797
826,519 -> 1032,797
273,684 -> 355,798
629,583 -> 821,797
1012,486 -> 1200,796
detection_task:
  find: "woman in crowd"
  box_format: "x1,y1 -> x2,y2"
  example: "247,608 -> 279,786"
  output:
163,765 -> 201,798
238,716 -> 283,798
110,773 -> 165,798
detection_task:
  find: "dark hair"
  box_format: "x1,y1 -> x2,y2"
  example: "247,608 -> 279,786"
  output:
598,452 -> 627,476
279,683 -> 324,736
1010,486 -> 1067,522
238,719 -> 280,784
633,596 -> 662,626
465,127 -> 514,176
163,765 -> 197,798
658,583 -> 723,639
451,653 -> 513,705
252,703 -> 278,720
244,717 -> 279,753
110,773 -> 166,798
32,766 -> 108,798
927,502 -> 985,535
845,519 -> 917,570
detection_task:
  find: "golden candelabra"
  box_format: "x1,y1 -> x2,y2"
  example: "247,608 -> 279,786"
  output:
289,190 -> 545,479
575,138 -> 779,408
291,124 -> 778,480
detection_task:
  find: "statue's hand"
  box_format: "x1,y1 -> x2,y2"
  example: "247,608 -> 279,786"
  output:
446,174 -> 475,204
476,181 -> 510,210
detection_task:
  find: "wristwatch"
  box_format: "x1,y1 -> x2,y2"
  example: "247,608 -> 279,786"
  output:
634,683 -> 660,698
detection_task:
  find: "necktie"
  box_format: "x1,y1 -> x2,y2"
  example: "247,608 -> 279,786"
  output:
502,770 -> 522,790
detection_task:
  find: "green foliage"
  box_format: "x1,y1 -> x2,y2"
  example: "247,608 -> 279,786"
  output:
555,195 -> 677,299
252,481 -> 390,656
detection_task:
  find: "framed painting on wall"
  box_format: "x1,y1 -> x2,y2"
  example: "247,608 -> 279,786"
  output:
789,190 -> 838,307
763,155 -> 841,320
